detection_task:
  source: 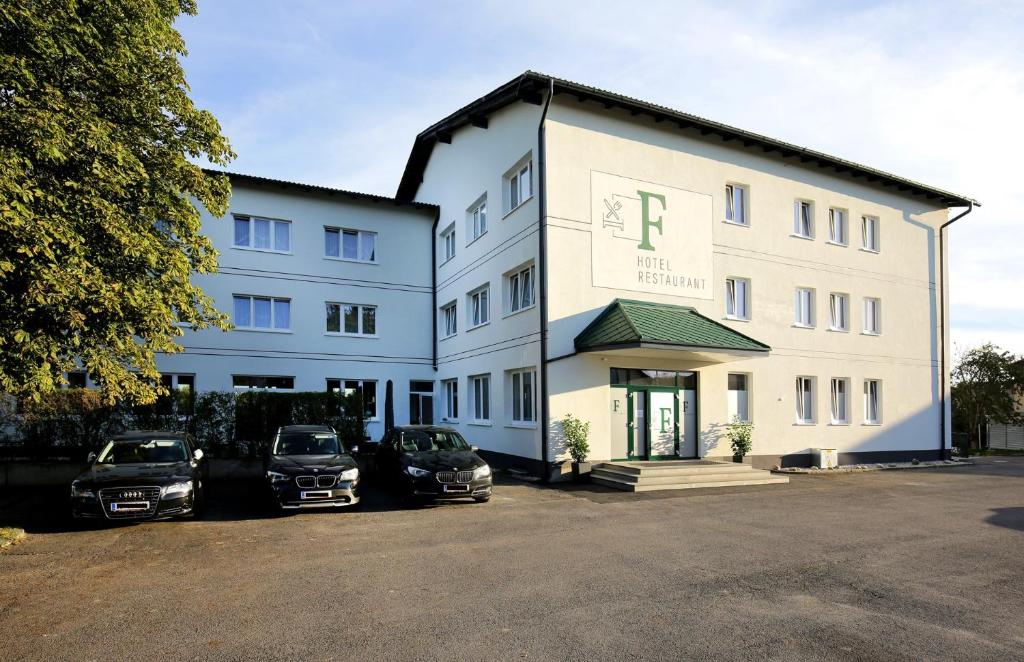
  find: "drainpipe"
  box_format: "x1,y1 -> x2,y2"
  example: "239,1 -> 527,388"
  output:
939,201 -> 974,458
537,79 -> 554,481
431,206 -> 440,371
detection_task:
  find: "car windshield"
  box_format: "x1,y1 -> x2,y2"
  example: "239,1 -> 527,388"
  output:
274,432 -> 341,456
96,439 -> 188,464
400,430 -> 471,453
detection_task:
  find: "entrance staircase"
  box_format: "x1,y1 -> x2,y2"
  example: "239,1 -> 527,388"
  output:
591,460 -> 789,492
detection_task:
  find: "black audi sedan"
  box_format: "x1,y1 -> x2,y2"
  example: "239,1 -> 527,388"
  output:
376,426 -> 492,503
70,431 -> 207,521
264,425 -> 360,511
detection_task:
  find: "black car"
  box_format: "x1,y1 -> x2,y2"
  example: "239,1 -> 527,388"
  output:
71,431 -> 208,521
377,426 -> 492,503
264,425 -> 360,511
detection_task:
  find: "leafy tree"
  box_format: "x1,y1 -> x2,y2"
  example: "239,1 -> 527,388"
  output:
0,0 -> 233,404
951,343 -> 1024,448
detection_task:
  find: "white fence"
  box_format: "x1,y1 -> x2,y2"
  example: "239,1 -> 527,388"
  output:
988,424 -> 1024,451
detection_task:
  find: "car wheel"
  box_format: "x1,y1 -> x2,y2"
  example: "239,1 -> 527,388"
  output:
473,496 -> 490,503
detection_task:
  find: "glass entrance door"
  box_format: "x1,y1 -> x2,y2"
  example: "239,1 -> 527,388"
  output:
648,388 -> 677,459
628,388 -> 647,459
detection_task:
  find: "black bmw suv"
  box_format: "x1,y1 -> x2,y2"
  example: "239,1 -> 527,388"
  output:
264,425 -> 360,511
70,431 -> 207,521
377,426 -> 492,503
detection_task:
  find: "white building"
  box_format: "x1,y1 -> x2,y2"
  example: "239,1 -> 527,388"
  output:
154,72 -> 977,476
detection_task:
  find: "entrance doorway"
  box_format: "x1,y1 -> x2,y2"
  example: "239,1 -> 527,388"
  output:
611,369 -> 698,461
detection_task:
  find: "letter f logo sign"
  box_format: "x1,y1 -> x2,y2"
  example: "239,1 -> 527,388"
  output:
637,190 -> 666,252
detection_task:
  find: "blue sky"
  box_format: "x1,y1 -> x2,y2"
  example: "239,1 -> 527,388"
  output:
177,0 -> 1023,355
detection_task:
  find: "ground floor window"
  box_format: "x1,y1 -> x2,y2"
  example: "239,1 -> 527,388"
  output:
830,377 -> 850,424
509,369 -> 536,424
442,378 -> 458,421
470,374 -> 490,422
233,375 -> 294,391
727,373 -> 749,422
409,381 -> 434,425
864,379 -> 882,424
796,376 -> 815,424
327,379 -> 377,419
65,371 -> 88,388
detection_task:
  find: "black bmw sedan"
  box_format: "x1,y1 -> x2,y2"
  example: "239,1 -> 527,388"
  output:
70,431 -> 207,521
264,425 -> 360,511
376,426 -> 492,503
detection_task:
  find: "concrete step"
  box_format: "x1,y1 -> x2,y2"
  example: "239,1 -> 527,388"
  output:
594,462 -> 756,478
592,473 -> 790,492
592,468 -> 771,485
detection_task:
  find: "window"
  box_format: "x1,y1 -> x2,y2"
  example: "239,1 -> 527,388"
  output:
506,158 -> 533,212
727,373 -> 750,423
470,374 -> 490,422
160,374 -> 195,391
233,375 -> 294,390
725,183 -> 748,225
66,371 -> 88,388
793,200 -> 814,238
796,376 -> 815,424
327,379 -> 378,419
830,378 -> 850,424
507,264 -> 535,314
828,293 -> 849,331
409,381 -> 434,425
325,228 -> 376,262
233,215 -> 291,252
233,295 -> 290,330
863,298 -> 881,335
510,369 -> 537,424
441,301 -> 457,338
468,197 -> 487,242
440,224 -> 456,263
862,215 -> 880,252
794,288 -> 815,328
468,285 -> 489,328
725,277 -> 750,320
864,379 -> 881,424
828,207 -> 848,245
326,302 -> 377,336
443,379 -> 458,421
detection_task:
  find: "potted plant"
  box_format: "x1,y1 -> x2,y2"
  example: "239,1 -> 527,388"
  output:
562,413 -> 591,481
727,417 -> 753,463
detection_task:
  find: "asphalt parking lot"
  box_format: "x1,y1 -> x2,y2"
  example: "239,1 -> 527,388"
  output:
1,457 -> 1023,661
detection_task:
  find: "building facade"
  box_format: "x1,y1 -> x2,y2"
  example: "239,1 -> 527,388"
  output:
150,72 -> 976,475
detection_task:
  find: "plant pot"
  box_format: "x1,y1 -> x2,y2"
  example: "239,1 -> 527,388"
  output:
732,453 -> 744,463
571,461 -> 592,482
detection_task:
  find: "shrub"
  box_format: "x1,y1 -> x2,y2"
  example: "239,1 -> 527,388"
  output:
727,418 -> 754,459
562,413 -> 590,464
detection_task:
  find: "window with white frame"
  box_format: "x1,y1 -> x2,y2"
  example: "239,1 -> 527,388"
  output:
725,277 -> 750,320
725,183 -> 748,225
233,295 -> 290,330
828,207 -> 848,245
727,373 -> 750,423
862,215 -> 880,252
793,200 -> 814,238
66,371 -> 88,388
233,215 -> 291,252
468,285 -> 489,328
468,197 -> 487,242
442,378 -> 458,421
509,368 -> 537,424
506,158 -> 533,213
440,224 -> 455,263
863,297 -> 881,335
233,375 -> 294,391
326,302 -> 376,336
507,264 -> 535,314
828,293 -> 849,331
441,301 -> 457,338
864,379 -> 882,424
327,379 -> 377,419
794,287 -> 815,328
470,374 -> 490,422
325,227 -> 376,262
830,377 -> 850,424
160,374 -> 195,391
796,376 -> 815,424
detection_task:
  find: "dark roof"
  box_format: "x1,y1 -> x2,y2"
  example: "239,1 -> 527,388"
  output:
112,430 -> 186,441
396,71 -> 978,208
204,169 -> 438,212
574,299 -> 771,354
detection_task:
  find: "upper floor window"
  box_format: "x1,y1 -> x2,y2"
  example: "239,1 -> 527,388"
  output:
441,301 -> 457,338
506,157 -> 533,213
794,287 -> 815,328
233,375 -> 294,391
725,277 -> 750,321
863,297 -> 881,335
862,215 -> 880,252
828,207 -> 848,245
326,302 -> 377,336
325,227 -> 376,262
828,293 -> 849,332
440,224 -> 456,263
507,264 -> 535,314
234,215 -> 291,252
468,285 -> 490,328
793,200 -> 814,238
468,197 -> 487,242
233,295 -> 290,331
725,183 -> 748,225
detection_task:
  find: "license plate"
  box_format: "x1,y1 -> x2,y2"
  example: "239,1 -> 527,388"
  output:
301,491 -> 331,500
443,484 -> 469,493
111,501 -> 148,512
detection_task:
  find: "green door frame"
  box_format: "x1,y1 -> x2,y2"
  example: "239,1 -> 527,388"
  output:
626,386 -> 679,460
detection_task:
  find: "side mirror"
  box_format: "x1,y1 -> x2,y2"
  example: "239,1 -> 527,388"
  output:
193,448 -> 204,461
350,445 -> 359,455
87,452 -> 97,463
471,445 -> 479,452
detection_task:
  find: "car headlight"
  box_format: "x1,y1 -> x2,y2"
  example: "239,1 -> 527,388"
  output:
163,481 -> 193,497
405,466 -> 430,478
473,464 -> 492,479
266,471 -> 289,483
70,482 -> 94,498
338,468 -> 359,482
